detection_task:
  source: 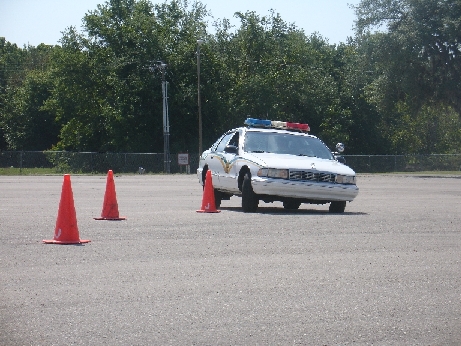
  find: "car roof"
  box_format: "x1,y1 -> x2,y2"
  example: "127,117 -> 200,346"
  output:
234,126 -> 318,138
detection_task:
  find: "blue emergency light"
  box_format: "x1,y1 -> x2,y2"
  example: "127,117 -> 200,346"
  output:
244,118 -> 272,127
244,118 -> 310,132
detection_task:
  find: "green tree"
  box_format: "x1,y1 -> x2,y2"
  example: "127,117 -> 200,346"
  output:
385,100 -> 461,154
354,0 -> 461,115
1,70 -> 58,150
0,42 -> 58,150
352,0 -> 461,153
151,0 -> 209,153
3,0 -> 395,156
43,0 -> 210,152
47,0 -> 162,152
207,11 -> 350,148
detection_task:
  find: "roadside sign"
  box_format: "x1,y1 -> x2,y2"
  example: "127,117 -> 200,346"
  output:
178,153 -> 189,166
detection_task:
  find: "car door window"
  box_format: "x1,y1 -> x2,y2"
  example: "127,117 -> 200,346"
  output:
228,132 -> 239,148
216,132 -> 235,152
210,134 -> 225,152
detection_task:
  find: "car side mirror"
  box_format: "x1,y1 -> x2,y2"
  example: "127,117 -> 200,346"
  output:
336,143 -> 345,153
335,155 -> 346,164
333,143 -> 346,164
224,145 -> 238,154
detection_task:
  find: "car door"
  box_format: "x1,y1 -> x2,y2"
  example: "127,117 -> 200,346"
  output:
207,131 -> 235,188
219,131 -> 241,192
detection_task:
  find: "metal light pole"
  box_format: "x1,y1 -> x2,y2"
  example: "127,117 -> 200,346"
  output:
197,39 -> 204,155
161,63 -> 170,173
151,61 -> 170,173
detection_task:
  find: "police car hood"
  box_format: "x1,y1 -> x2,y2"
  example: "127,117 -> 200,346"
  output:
244,152 -> 356,175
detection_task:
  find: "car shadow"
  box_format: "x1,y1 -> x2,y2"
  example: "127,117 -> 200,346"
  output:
219,206 -> 368,216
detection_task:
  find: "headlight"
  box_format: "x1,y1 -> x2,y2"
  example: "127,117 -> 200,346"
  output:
335,174 -> 356,185
257,168 -> 289,179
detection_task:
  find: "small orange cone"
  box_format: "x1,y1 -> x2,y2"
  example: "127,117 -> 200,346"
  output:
94,170 -> 126,220
197,170 -> 220,213
43,174 -> 90,244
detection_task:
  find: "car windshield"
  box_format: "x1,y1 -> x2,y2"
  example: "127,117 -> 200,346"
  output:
244,131 -> 334,160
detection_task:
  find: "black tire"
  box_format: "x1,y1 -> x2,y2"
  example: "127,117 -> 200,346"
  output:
329,201 -> 346,213
214,189 -> 222,208
242,173 -> 258,212
201,168 -> 208,190
283,199 -> 301,210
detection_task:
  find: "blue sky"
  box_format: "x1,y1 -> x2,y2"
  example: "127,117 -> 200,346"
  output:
1,0 -> 361,47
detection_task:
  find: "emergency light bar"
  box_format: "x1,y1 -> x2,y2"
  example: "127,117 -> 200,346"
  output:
244,118 -> 310,132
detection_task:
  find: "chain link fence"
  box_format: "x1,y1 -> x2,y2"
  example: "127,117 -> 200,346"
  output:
343,154 -> 461,173
1,151 -> 461,174
0,151 -> 200,174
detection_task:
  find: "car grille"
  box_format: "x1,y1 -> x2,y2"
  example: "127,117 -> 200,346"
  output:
289,170 -> 336,183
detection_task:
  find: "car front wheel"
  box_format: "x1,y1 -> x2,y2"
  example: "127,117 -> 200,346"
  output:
329,201 -> 346,213
283,199 -> 301,210
214,189 -> 222,208
242,173 -> 258,212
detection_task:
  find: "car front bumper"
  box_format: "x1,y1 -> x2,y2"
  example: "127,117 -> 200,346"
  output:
251,177 -> 359,202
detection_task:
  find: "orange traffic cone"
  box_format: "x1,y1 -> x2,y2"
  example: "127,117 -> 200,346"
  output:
197,170 -> 221,213
94,170 -> 126,220
43,174 -> 90,244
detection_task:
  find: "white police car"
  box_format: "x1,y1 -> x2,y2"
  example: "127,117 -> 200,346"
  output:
197,118 -> 359,213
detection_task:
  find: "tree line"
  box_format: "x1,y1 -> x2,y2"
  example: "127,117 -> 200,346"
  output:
1,0 -> 460,155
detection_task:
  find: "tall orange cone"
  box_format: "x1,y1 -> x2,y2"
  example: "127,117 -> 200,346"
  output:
43,174 -> 90,244
197,170 -> 221,213
94,170 -> 126,220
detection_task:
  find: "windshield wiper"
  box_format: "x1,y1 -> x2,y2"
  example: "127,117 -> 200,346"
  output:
250,150 -> 267,153
297,154 -> 317,157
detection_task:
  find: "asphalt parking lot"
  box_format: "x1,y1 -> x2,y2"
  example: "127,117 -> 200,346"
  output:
1,173 -> 460,345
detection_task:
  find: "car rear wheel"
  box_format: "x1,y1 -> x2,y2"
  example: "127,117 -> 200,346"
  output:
283,199 -> 301,210
242,173 -> 258,212
214,189 -> 222,208
201,167 -> 208,190
329,201 -> 346,213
